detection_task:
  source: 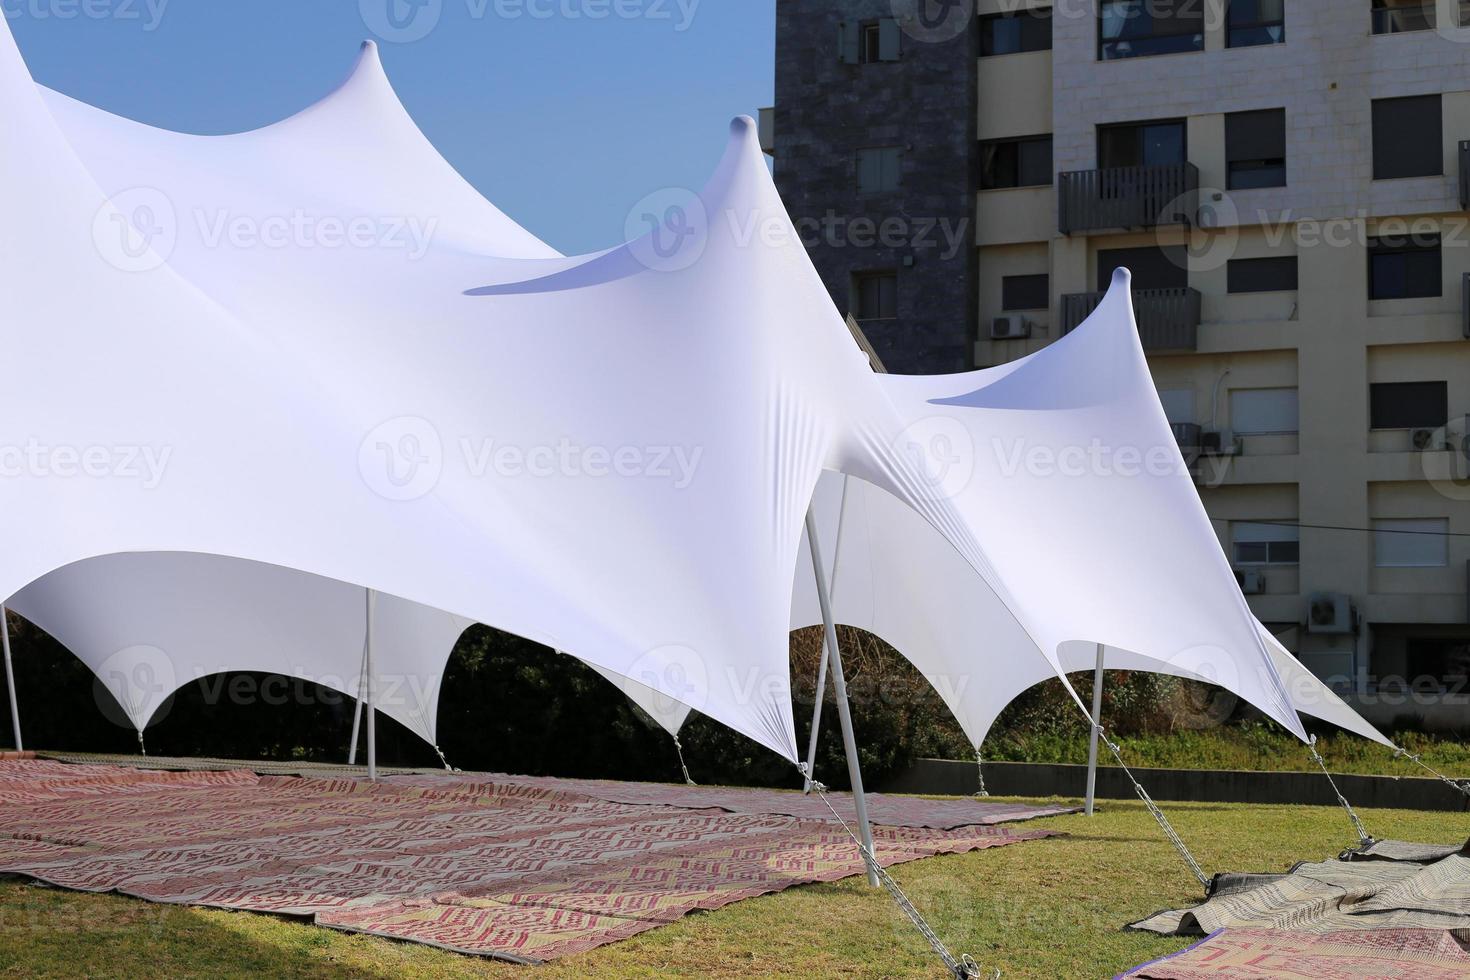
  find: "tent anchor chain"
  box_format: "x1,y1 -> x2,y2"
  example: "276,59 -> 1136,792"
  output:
972,747 -> 989,798
671,734 -> 697,786
1394,744 -> 1470,799
802,766 -> 988,980
1097,728 -> 1210,893
136,729 -> 147,757
1308,736 -> 1373,846
433,745 -> 457,772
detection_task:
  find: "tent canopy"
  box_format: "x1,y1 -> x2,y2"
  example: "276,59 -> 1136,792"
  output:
1,21 -> 1315,768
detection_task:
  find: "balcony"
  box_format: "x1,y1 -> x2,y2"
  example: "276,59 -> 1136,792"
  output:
1460,140 -> 1469,210
1057,163 -> 1199,236
1060,287 -> 1202,352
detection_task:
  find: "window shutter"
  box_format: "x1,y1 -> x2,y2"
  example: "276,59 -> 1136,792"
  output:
838,21 -> 859,64
879,18 -> 901,61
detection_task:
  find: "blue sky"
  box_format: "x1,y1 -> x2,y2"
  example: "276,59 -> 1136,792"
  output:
6,1 -> 774,254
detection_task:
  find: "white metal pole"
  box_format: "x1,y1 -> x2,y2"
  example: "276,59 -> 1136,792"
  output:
805,506 -> 879,888
2,606 -> 21,752
365,588 -> 377,781
1085,642 -> 1105,816
803,477 -> 850,793
347,636 -> 367,766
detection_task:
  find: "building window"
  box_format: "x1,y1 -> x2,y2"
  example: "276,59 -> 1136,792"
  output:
839,19 -> 899,64
1231,387 -> 1299,435
1226,0 -> 1284,47
1232,522 -> 1300,566
1462,0 -> 1470,27
980,135 -> 1053,189
1372,95 -> 1442,179
857,147 -> 903,194
980,8 -> 1052,55
1099,0 -> 1204,60
1097,119 -> 1187,169
1403,637 -> 1470,692
1368,234 -> 1441,300
1226,109 -> 1286,189
1096,246 -> 1188,291
854,271 -> 898,320
1374,518 -> 1449,567
1157,388 -> 1195,424
1372,0 -> 1436,34
1370,381 -> 1448,429
1228,256 -> 1298,293
1002,274 -> 1049,310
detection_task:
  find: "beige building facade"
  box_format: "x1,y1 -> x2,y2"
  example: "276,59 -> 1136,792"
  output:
773,0 -> 1470,728
976,0 -> 1470,726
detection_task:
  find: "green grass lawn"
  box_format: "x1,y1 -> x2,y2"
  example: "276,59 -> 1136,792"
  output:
980,724 -> 1470,779
2,796 -> 1466,978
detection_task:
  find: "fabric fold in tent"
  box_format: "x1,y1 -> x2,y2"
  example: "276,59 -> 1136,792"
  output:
1,18 -> 1310,767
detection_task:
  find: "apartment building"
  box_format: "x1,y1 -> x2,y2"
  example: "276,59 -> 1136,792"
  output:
769,0 -> 1470,728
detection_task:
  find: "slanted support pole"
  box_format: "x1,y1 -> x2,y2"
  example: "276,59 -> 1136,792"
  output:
348,636 -> 367,766
805,506 -> 879,888
364,588 -> 377,782
2,606 -> 21,752
803,477 -> 849,794
803,627 -> 831,794
1085,643 -> 1104,816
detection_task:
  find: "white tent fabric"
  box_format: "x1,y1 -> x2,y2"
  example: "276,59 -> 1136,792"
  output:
1,20 -> 1309,769
8,553 -> 472,745
791,473 -> 1392,749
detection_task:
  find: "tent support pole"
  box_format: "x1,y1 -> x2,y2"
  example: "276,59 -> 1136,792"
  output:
803,476 -> 850,794
803,636 -> 830,794
365,589 -> 377,782
347,636 -> 367,766
1085,643 -> 1104,817
805,506 -> 878,888
2,606 -> 21,752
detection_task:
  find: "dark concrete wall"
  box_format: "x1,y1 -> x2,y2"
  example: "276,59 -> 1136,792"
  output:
884,757 -> 1470,813
773,1 -> 977,374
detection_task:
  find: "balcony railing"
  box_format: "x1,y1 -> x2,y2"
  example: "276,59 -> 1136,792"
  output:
1459,140 -> 1469,210
1060,287 -> 1202,352
1057,162 -> 1199,235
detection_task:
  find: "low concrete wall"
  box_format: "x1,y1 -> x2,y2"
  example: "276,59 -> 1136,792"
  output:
882,758 -> 1470,813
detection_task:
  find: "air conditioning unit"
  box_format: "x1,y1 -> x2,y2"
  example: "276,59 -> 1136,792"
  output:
1306,592 -> 1356,635
990,315 -> 1031,340
1199,430 -> 1242,456
1234,569 -> 1266,595
1411,427 -> 1444,452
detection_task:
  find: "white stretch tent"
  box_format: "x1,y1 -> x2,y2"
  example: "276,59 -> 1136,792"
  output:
790,473 -> 1391,751
1,19 -> 1312,780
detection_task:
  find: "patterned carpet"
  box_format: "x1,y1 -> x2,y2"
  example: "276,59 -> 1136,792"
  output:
1122,928 -> 1470,979
0,759 -> 1060,963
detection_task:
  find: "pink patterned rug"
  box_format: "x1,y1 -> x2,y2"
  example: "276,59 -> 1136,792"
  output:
392,771 -> 1076,829
0,760 -> 1061,963
1122,928 -> 1470,979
